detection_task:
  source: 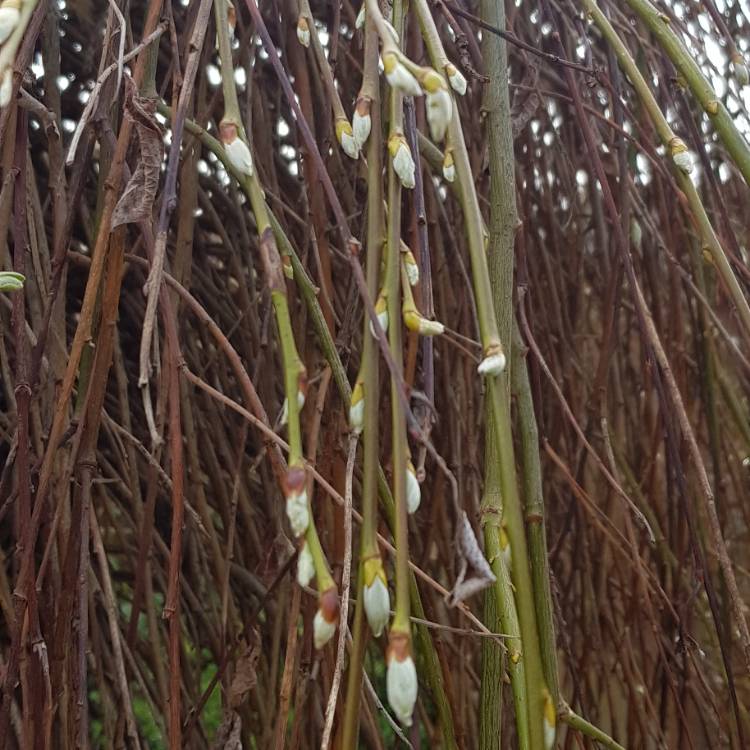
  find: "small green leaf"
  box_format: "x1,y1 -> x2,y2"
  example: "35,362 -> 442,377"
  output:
0,271 -> 25,292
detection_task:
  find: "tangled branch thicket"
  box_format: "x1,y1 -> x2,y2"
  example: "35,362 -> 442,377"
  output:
1,0 -> 750,746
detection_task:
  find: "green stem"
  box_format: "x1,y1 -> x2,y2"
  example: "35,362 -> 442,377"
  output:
306,510 -> 335,593
623,0 -> 750,186
583,0 -> 750,341
411,0 -> 450,70
341,562 -> 367,748
479,589 -> 505,750
215,0 -> 242,127
359,17 -> 384,573
200,18 -> 328,598
341,17 -> 384,745
481,440 -> 529,750
561,705 -> 627,750
159,98 -> 460,737
387,0 -> 410,639
511,321 -> 559,705
446,34 -> 548,750
297,0 -> 348,124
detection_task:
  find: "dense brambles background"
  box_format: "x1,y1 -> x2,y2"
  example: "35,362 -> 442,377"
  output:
1,0 -> 750,747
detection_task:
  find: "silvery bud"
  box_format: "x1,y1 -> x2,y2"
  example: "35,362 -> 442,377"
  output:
0,0 -> 20,46
445,63 -> 467,95
403,248 -> 419,286
220,120 -> 254,177
406,461 -> 421,514
296,16 -> 310,47
352,96 -> 372,149
349,377 -> 364,434
630,218 -> 642,250
314,587 -> 339,649
280,387 -> 306,427
383,52 -> 422,97
731,53 -> 749,87
227,1 -> 236,41
387,635 -> 418,727
0,68 -> 12,109
403,306 -> 444,337
336,118 -> 360,160
283,466 -> 309,537
388,134 -> 415,189
478,344 -> 507,377
363,557 -> 390,636
442,150 -> 455,183
543,689 -> 556,750
426,86 -> 452,143
297,541 -> 315,587
370,291 -> 389,337
355,4 -> 365,29
669,137 -> 693,175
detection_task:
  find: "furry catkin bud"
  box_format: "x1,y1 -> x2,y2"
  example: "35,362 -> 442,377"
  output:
731,53 -> 749,87
0,0 -> 21,46
669,137 -> 693,175
0,67 -> 11,108
543,689 -> 556,750
388,134 -> 416,189
313,609 -> 336,649
387,634 -> 418,727
419,68 -> 445,94
406,461 -> 421,514
227,1 -> 236,40
383,52 -> 422,97
335,118 -> 360,160
349,377 -> 365,434
355,4 -> 365,29
445,62 -> 467,95
403,306 -> 444,337
220,120 -> 254,177
296,16 -> 310,47
442,150 -> 455,182
352,96 -> 372,148
426,87 -> 452,142
363,557 -> 390,636
370,291 -> 388,337
283,466 -> 309,537
478,343 -> 506,376
630,218 -> 642,249
314,587 -> 339,649
403,248 -> 419,286
280,387 -> 306,427
296,541 -> 314,587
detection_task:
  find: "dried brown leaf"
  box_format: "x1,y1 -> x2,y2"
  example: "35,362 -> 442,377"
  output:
112,76 -> 164,228
212,711 -> 242,750
228,634 -> 260,709
448,512 -> 496,607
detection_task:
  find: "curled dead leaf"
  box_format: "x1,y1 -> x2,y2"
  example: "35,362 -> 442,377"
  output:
111,76 -> 164,228
212,710 -> 241,750
228,633 -> 260,709
448,512 -> 496,607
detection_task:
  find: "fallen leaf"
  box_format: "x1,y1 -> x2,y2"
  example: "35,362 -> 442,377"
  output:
448,512 -> 496,606
212,710 -> 242,750
228,633 -> 260,709
112,76 -> 164,228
